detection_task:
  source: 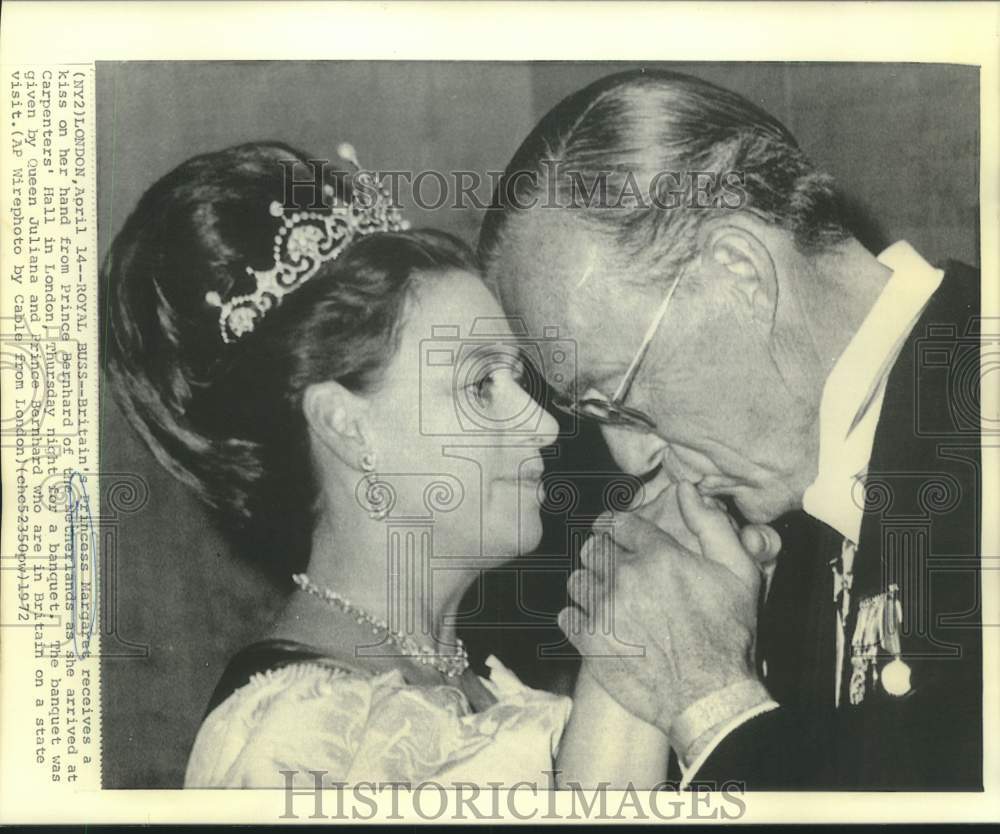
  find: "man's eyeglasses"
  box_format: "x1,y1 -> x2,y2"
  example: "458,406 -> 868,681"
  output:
551,269 -> 682,433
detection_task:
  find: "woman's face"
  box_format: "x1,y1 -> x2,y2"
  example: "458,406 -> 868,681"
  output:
363,269 -> 558,564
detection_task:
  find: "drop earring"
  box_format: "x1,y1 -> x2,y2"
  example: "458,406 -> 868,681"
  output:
360,450 -> 389,521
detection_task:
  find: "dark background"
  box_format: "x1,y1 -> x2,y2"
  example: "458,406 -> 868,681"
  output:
96,61 -> 980,788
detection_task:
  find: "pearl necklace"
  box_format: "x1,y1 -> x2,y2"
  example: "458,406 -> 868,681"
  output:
291,573 -> 470,679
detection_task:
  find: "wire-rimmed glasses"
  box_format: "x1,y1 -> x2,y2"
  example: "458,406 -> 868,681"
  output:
550,269 -> 682,433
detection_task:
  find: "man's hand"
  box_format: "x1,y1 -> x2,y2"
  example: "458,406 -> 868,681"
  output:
633,479 -> 780,562
558,481 -> 776,742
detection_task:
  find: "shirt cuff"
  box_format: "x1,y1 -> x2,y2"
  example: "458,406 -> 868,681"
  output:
678,699 -> 780,789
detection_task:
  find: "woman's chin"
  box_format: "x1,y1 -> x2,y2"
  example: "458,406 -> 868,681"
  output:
512,515 -> 545,557
481,486 -> 546,557
481,514 -> 543,561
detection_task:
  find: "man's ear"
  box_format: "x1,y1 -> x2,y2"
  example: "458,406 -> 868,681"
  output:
302,380 -> 371,472
699,222 -> 779,328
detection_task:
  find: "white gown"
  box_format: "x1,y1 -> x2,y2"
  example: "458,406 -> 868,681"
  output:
184,655 -> 571,788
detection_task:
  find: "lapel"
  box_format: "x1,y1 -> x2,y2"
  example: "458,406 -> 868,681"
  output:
843,264 -> 980,707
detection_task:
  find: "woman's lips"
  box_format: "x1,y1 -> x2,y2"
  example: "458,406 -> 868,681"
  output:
497,466 -> 545,488
515,460 -> 546,482
497,463 -> 546,497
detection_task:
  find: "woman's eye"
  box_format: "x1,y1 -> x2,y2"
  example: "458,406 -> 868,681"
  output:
469,374 -> 495,404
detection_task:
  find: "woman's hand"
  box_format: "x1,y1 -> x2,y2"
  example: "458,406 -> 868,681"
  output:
556,663 -> 670,790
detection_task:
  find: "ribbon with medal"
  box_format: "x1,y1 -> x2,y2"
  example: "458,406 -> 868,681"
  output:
849,582 -> 912,704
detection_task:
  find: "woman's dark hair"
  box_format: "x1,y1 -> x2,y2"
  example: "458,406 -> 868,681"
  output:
104,142 -> 476,579
479,69 -> 851,281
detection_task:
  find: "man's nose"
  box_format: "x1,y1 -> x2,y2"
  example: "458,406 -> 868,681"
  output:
600,423 -> 668,476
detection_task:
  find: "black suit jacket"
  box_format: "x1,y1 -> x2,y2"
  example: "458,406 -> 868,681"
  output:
693,262 -> 983,790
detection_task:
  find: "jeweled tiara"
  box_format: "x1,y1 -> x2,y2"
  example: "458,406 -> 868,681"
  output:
205,144 -> 410,344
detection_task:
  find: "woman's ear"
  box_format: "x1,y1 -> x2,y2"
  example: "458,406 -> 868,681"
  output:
699,222 -> 779,328
302,380 -> 371,471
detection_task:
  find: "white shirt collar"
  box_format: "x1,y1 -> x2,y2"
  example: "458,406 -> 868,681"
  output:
802,242 -> 943,544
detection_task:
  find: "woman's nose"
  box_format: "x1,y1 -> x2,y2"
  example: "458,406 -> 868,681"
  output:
505,379 -> 558,446
532,404 -> 559,448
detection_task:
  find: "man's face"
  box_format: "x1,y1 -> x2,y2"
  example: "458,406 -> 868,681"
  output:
487,212 -> 816,524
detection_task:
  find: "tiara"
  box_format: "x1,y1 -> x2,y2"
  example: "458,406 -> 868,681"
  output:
205,144 -> 410,344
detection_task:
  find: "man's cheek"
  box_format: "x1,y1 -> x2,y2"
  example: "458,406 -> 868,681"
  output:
599,424 -> 667,477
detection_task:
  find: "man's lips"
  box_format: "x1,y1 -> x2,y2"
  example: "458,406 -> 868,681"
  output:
662,445 -> 713,484
629,465 -> 737,511
695,475 -> 739,495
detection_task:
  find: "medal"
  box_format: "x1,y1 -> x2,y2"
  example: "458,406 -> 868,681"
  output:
880,585 -> 911,697
849,595 -> 880,705
881,657 -> 912,696
849,583 -> 911,703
